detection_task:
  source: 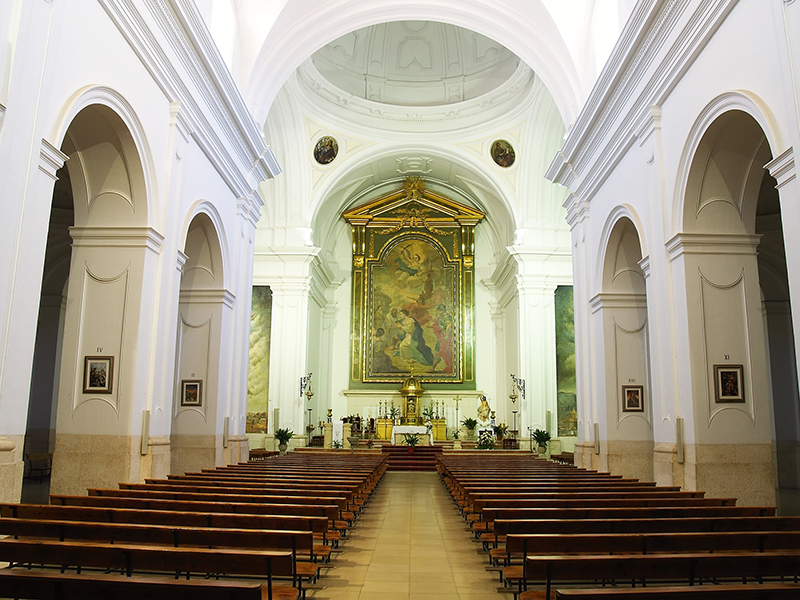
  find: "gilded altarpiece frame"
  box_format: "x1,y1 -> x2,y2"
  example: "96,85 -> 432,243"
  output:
344,177 -> 484,384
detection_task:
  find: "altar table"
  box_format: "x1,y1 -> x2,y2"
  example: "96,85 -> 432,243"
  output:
390,425 -> 433,446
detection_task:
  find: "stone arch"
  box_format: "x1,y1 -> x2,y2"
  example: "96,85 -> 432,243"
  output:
592,210 -> 652,481
47,96 -> 163,496
672,91 -> 783,238
52,86 -> 155,227
245,0 -> 582,128
171,209 -> 232,476
669,100 -> 790,506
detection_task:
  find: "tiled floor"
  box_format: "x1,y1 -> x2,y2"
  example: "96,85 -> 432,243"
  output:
311,471 -> 501,600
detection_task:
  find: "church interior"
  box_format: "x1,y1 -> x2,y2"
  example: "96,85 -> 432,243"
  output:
2,0 -> 800,597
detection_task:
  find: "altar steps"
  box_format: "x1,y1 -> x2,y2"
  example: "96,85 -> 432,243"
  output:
381,444 -> 443,471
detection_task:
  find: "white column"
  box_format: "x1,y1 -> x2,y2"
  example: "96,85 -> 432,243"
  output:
766,148 -> 800,405
255,248 -> 320,434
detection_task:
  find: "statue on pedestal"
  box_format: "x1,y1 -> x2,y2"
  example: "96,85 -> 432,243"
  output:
477,395 -> 491,425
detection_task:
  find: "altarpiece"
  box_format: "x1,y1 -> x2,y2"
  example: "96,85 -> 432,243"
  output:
343,177 -> 484,385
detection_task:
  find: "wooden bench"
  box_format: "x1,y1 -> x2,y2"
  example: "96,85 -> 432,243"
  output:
517,552 -> 800,600
550,452 -> 574,465
498,531 -> 800,585
0,570 -> 292,600
0,538 -> 301,597
554,584 -> 800,599
482,516 -> 800,550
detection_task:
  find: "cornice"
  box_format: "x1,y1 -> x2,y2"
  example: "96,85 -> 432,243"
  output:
97,0 -> 278,201
765,147 -> 795,189
70,226 -> 165,253
590,292 -> 648,313
666,232 -> 761,260
294,58 -> 541,133
39,139 -> 69,180
549,1 -> 740,204
179,288 -> 235,307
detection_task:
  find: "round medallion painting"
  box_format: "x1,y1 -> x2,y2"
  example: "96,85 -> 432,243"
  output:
314,136 -> 339,165
491,139 -> 515,168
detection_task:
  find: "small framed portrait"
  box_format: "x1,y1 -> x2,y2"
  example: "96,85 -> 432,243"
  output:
181,380 -> 203,407
83,356 -> 114,394
491,139 -> 516,167
622,385 -> 644,412
313,136 -> 338,165
714,365 -> 745,403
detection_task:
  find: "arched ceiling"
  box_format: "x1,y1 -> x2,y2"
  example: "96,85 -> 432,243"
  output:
311,21 -> 520,107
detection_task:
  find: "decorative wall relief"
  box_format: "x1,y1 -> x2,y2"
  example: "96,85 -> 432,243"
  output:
343,176 -> 483,384
555,285 -> 577,436
247,286 -> 272,433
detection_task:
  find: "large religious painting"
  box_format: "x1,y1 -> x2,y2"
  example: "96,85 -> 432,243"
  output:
555,285 -> 577,436
246,286 -> 272,433
344,177 -> 484,384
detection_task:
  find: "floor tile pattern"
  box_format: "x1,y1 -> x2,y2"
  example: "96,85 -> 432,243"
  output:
312,471 -> 499,599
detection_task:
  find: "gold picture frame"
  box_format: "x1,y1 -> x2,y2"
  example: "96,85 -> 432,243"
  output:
622,385 -> 644,412
344,177 -> 484,384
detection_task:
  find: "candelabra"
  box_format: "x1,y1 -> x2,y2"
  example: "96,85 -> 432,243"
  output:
454,395 -> 461,429
303,374 -> 314,446
510,374 -> 525,445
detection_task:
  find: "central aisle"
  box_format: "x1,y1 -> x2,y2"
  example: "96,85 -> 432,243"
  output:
313,471 -> 498,600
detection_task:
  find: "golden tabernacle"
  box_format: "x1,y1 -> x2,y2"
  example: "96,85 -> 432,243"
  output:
400,372 -> 424,425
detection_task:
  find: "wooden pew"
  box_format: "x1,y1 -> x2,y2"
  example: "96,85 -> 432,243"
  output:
554,584 -> 800,599
498,531 -> 800,585
483,516 -> 800,550
0,517 -> 326,566
0,570 -> 292,600
516,552 -> 800,600
0,538 -> 301,597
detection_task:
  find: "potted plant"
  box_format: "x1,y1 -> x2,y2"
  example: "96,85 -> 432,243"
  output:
332,439 -> 343,449
492,424 -> 507,441
532,428 -> 551,455
422,407 -> 434,422
274,427 -> 293,455
461,417 -> 478,439
451,429 -> 462,450
388,407 -> 400,424
402,432 -> 420,452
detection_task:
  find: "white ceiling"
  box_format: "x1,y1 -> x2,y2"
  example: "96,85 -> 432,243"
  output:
311,21 -> 520,107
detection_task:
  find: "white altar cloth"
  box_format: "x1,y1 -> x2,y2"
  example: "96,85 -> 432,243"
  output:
390,425 -> 433,445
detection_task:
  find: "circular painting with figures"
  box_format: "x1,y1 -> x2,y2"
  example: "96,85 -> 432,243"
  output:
491,139 -> 515,168
314,136 -> 339,165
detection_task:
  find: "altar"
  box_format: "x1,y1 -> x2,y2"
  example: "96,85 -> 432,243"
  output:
390,425 -> 432,446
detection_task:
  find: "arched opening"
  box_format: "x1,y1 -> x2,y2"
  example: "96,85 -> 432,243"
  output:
21,165 -> 73,502
756,168 -> 800,513
47,103 -> 152,496
171,211 -> 229,475
677,109 -> 794,507
594,215 -> 652,479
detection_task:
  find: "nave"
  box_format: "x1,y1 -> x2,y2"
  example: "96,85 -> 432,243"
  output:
314,472 -> 497,600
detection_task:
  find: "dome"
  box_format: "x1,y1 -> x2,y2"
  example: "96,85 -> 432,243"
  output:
311,21 -> 520,107
401,373 -> 423,393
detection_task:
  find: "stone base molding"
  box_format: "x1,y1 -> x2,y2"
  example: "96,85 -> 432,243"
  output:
0,436 -> 24,503
51,434 -> 142,496
606,440 -> 654,482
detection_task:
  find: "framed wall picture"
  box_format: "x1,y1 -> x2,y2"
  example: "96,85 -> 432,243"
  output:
622,385 -> 644,412
714,365 -> 745,403
181,380 -> 203,406
83,356 -> 114,394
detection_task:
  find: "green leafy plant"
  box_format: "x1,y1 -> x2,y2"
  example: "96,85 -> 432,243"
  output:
274,428 -> 294,444
332,439 -> 342,449
451,429 -> 460,440
532,428 -> 551,447
461,417 -> 478,430
388,407 -> 400,420
402,433 -> 420,448
476,430 -> 496,450
422,407 -> 434,421
492,424 -> 507,437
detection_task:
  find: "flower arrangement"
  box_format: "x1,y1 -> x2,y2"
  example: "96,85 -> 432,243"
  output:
476,430 -> 496,450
